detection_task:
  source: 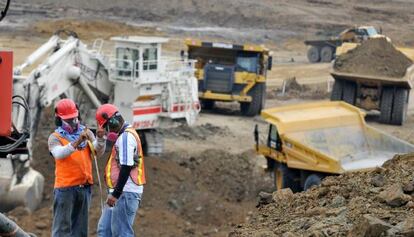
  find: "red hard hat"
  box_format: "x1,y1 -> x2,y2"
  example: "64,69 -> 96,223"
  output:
55,99 -> 78,120
96,104 -> 119,128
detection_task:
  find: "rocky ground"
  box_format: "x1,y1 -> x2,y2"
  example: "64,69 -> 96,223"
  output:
2,0 -> 414,236
230,154 -> 414,237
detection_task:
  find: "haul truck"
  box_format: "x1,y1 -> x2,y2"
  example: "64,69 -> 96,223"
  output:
185,39 -> 272,116
305,26 -> 385,63
254,101 -> 414,192
330,65 -> 414,125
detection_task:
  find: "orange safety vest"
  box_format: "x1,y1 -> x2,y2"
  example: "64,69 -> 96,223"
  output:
105,128 -> 146,188
53,133 -> 93,188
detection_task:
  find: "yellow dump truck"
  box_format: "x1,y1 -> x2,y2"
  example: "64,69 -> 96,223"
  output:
185,39 -> 272,116
254,101 -> 414,192
331,42 -> 414,125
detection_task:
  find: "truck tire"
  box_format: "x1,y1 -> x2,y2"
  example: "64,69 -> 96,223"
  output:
380,87 -> 394,124
273,163 -> 301,192
304,174 -> 323,191
307,46 -> 320,63
330,79 -> 344,101
342,81 -> 357,105
201,99 -> 215,110
391,88 -> 408,125
240,83 -> 264,116
320,46 -> 334,62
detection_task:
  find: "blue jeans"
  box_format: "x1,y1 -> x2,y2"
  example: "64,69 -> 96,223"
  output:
52,185 -> 92,237
97,192 -> 142,237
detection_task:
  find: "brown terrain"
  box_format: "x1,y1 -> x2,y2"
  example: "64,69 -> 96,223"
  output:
2,0 -> 414,236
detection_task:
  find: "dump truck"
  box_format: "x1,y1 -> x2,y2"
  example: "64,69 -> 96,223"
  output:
305,26 -> 385,63
254,101 -> 414,192
185,39 -> 272,116
330,66 -> 414,125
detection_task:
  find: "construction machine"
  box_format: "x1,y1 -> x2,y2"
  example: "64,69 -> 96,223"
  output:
305,26 -> 386,63
0,31 -> 200,212
185,39 -> 272,116
254,101 -> 414,192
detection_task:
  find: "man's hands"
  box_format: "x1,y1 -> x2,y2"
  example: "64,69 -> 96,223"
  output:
71,129 -> 92,149
106,194 -> 118,207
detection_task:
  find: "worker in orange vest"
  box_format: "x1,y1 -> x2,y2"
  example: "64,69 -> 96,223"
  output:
96,104 -> 145,237
48,98 -> 106,237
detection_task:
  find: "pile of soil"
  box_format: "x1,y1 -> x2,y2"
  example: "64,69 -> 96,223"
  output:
267,78 -> 330,100
334,38 -> 413,78
230,153 -> 414,236
5,112 -> 271,237
160,123 -> 230,140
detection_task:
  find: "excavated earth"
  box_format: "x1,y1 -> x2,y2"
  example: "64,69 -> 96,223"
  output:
231,153 -> 414,237
334,38 -> 413,78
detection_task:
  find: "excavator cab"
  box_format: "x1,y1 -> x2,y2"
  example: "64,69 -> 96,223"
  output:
111,36 -> 168,82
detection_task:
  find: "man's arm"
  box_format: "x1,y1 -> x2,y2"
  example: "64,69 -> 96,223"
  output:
48,134 -> 76,159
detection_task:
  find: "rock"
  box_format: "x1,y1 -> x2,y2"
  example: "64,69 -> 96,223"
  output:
406,201 -> 414,209
138,209 -> 145,217
317,187 -> 329,197
195,206 -> 203,212
282,232 -> 299,237
378,184 -> 412,207
403,181 -> 414,193
272,188 -> 294,202
253,230 -> 278,237
400,217 -> 414,237
35,221 -> 48,230
371,174 -> 385,187
331,195 -> 346,208
305,207 -> 327,217
348,214 -> 393,237
257,191 -> 273,206
168,199 -> 179,210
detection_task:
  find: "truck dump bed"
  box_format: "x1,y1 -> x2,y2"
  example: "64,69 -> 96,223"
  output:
262,101 -> 414,173
330,65 -> 414,89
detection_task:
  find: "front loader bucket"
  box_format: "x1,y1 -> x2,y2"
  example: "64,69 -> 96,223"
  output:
0,167 -> 44,212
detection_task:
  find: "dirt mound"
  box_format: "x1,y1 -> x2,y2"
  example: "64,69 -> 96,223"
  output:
267,78 -> 330,100
334,38 -> 413,78
230,153 -> 414,236
160,123 -> 230,140
6,112 -> 270,237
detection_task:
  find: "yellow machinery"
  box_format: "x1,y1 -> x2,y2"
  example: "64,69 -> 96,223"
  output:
254,101 -> 414,191
332,43 -> 414,125
185,39 -> 272,116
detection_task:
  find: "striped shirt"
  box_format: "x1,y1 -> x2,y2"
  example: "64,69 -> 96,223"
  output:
114,126 -> 143,194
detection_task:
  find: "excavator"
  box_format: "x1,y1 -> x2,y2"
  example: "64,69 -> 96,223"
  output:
0,29 -> 200,236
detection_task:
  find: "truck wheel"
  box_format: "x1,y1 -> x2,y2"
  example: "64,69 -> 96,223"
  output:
307,46 -> 320,63
330,79 -> 344,101
342,81 -> 357,105
273,163 -> 301,193
391,88 -> 408,125
304,174 -> 323,191
320,46 -> 333,62
240,83 -> 264,116
201,99 -> 215,110
380,87 -> 394,124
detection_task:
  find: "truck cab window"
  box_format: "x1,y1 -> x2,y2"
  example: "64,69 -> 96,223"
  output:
116,47 -> 139,78
143,47 -> 158,71
236,52 -> 259,73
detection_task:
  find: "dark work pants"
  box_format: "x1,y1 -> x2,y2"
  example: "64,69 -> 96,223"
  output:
52,185 -> 92,237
